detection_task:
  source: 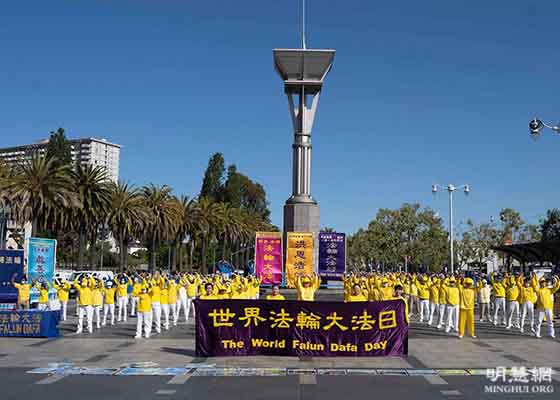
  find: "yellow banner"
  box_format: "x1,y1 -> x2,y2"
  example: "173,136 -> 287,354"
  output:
285,232 -> 314,288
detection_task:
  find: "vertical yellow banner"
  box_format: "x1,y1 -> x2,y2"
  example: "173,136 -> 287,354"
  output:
285,232 -> 314,288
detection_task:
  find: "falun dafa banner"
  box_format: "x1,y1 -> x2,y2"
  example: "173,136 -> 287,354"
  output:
255,232 -> 283,285
285,232 -> 314,288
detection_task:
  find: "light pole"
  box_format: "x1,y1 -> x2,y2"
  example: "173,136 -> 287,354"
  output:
529,118 -> 560,138
432,184 -> 470,274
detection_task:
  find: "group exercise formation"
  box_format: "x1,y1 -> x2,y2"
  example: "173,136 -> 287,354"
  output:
8,269 -> 559,340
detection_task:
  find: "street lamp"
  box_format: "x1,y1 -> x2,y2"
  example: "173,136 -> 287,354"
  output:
432,184 -> 470,274
529,118 -> 560,139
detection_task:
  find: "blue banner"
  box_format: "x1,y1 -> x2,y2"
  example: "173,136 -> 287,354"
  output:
0,310 -> 60,337
28,238 -> 57,303
318,233 -> 346,280
0,250 -> 25,304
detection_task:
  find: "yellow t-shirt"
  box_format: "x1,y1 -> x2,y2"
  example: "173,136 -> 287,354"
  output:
345,294 -> 368,302
138,293 -> 152,312
14,283 -> 31,301
103,287 -> 116,305
265,294 -> 285,300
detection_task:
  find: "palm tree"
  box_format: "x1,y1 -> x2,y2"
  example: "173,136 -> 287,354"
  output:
141,184 -> 180,271
170,196 -> 199,271
215,202 -> 238,261
106,182 -> 147,271
196,197 -> 220,273
70,164 -> 112,270
2,156 -> 78,236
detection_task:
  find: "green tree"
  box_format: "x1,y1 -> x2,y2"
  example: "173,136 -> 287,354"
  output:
222,164 -> 271,222
45,128 -> 73,166
200,153 -> 225,201
540,209 -> 560,241
499,208 -> 524,243
347,203 -> 448,272
2,156 -> 78,236
196,197 -> 220,273
70,164 -> 111,270
141,184 -> 180,271
106,182 -> 148,271
456,220 -> 499,269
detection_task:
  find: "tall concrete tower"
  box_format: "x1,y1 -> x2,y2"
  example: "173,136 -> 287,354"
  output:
273,1 -> 335,236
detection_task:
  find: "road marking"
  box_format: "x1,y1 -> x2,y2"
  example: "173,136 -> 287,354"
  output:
167,374 -> 192,384
440,389 -> 462,396
299,374 -> 317,385
35,374 -> 65,384
156,389 -> 176,395
424,375 -> 448,385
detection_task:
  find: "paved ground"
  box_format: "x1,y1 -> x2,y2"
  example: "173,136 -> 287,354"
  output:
1,292 -> 559,399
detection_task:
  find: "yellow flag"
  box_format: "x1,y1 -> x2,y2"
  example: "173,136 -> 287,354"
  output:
285,232 -> 314,288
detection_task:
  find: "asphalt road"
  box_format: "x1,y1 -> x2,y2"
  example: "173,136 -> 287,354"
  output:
2,367 -> 559,400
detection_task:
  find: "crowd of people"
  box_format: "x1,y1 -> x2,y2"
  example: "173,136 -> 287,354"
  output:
9,269 -> 559,340
342,271 -> 560,339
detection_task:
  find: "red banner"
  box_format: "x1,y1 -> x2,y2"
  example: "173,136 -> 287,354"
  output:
255,232 -> 282,284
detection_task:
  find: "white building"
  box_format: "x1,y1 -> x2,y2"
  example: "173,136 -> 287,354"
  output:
0,137 -> 121,182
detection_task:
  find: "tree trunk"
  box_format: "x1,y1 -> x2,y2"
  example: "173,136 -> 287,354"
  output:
222,235 -> 227,260
150,236 -> 157,271
89,230 -> 98,270
170,240 -> 178,272
31,217 -> 38,238
188,240 -> 194,272
119,237 -> 126,272
77,225 -> 86,270
202,237 -> 207,274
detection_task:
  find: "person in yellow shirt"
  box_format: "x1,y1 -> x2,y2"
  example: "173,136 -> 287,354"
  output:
378,277 -> 394,300
182,273 -> 199,322
74,276 -> 93,334
135,285 -> 153,339
265,284 -> 285,300
444,277 -> 460,333
296,273 -> 321,301
53,278 -> 70,320
115,274 -> 132,322
160,279 -> 171,331
247,276 -> 262,300
415,276 -> 431,323
102,280 -> 116,326
230,282 -> 249,300
532,274 -> 560,339
427,276 -> 440,326
12,273 -> 31,310
409,275 -> 419,317
35,280 -> 50,311
505,275 -> 521,329
148,273 -> 163,334
518,276 -> 537,334
345,284 -> 368,302
130,277 -> 143,317
458,277 -> 476,339
200,283 -> 220,299
91,279 -> 103,329
436,278 -> 448,329
168,277 -> 178,327
490,273 -> 507,326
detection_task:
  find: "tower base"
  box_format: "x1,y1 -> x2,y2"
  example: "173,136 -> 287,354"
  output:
283,202 -> 320,233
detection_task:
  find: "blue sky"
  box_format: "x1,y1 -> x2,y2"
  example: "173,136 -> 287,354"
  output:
1,0 -> 559,234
